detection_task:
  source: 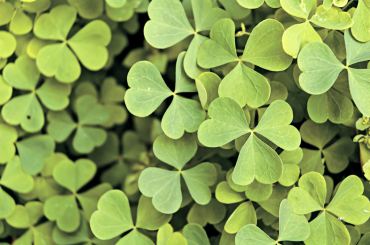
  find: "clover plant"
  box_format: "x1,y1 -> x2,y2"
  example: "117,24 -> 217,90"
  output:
0,0 -> 370,244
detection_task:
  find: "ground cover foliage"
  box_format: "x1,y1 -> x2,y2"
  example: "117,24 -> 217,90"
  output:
0,0 -> 370,244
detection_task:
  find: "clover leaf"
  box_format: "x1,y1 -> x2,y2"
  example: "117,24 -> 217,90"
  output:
47,95 -> 110,154
298,30 -> 370,116
1,56 -> 71,132
44,158 -> 110,232
299,120 -> 355,174
90,190 -> 170,244
144,0 -> 229,78
288,172 -> 370,244
198,18 -> 291,107
138,134 -> 217,214
281,0 -> 352,57
34,5 -> 111,83
236,199 -> 310,244
125,53 -> 206,139
198,98 -> 300,186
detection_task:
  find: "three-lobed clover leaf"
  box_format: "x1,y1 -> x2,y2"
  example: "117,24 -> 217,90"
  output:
197,18 -> 292,108
288,172 -> 370,245
144,0 -> 229,78
44,158 -> 111,232
0,0 -> 50,35
138,134 -> 217,214
235,199 -> 310,244
90,190 -> 171,244
299,120 -> 355,174
47,95 -> 110,154
34,4 -> 111,83
281,0 -> 352,58
124,53 -> 206,139
198,97 -> 301,186
298,30 -> 370,116
352,0 -> 370,42
1,56 -> 71,133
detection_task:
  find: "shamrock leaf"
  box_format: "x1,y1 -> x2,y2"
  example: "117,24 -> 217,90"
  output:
1,56 -> 71,132
47,95 -> 110,154
187,198 -> 226,226
281,0 -> 352,57
288,172 -> 370,244
298,30 -> 370,116
0,31 -> 16,59
0,123 -> 17,164
125,53 -> 206,139
6,201 -> 43,229
235,199 -> 310,244
90,190 -> 170,244
198,18 -> 291,107
198,98 -> 300,185
16,134 -> 55,175
157,224 -> 187,245
34,5 -> 111,83
139,134 -> 217,213
44,157 -> 109,232
144,0 -> 229,78
300,120 -> 355,174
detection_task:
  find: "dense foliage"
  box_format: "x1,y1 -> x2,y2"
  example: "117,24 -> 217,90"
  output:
0,0 -> 370,244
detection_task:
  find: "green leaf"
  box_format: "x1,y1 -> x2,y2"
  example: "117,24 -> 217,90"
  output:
0,76 -> 12,105
305,212 -> 350,245
243,19 -> 292,71
198,97 -> 249,147
144,0 -> 194,49
225,202 -> 257,234
288,172 -> 326,214
254,100 -> 301,151
3,56 -> 39,90
90,190 -> 134,240
116,229 -> 154,245
298,42 -> 344,94
347,68 -> 370,116
233,134 -> 283,185
53,159 -> 96,193
351,0 -> 370,42
235,224 -> 275,245
6,202 -> 43,229
345,30 -> 370,66
182,162 -> 217,205
278,199 -> 310,241
153,134 -> 197,170
1,156 -> 34,193
16,135 -> 55,175
197,18 -> 238,68
161,96 -> 206,139
195,72 -> 221,109
135,195 -> 171,230
68,20 -> 111,70
183,224 -> 210,245
0,31 -> 16,58
310,5 -> 353,30
0,123 -> 17,164
187,199 -> 226,226
0,187 -> 15,219
157,224 -> 187,245
138,168 -> 182,214
236,0 -> 264,9
218,63 -> 270,108
36,43 -> 81,83
125,61 -> 172,117
215,181 -> 245,204
280,0 -> 316,19
327,175 -> 370,225
282,22 -> 322,58
44,195 -> 80,232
